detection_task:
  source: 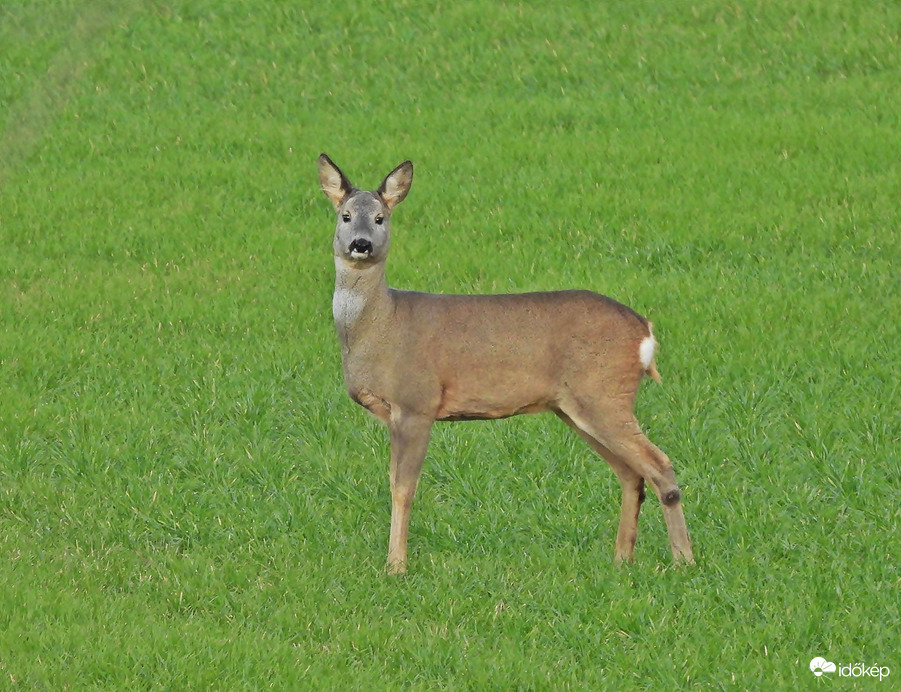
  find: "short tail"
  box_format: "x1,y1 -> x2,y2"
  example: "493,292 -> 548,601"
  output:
639,326 -> 662,383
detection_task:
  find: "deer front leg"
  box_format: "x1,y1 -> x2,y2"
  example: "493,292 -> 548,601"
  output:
386,411 -> 433,575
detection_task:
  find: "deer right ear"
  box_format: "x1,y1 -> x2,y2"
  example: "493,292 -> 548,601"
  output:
378,160 -> 413,211
318,153 -> 354,210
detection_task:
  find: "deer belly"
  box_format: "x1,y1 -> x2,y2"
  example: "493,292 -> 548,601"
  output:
434,381 -> 552,421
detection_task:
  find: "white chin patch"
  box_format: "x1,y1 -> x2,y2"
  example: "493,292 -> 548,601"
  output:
350,251 -> 370,260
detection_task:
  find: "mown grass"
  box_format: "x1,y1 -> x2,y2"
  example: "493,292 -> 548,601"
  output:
1,0 -> 899,689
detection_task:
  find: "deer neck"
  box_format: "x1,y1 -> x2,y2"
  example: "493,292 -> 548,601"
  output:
333,257 -> 393,350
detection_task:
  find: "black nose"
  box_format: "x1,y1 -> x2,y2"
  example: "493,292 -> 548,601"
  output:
349,238 -> 373,255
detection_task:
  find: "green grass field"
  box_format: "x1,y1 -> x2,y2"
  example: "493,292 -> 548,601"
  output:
2,0 -> 899,688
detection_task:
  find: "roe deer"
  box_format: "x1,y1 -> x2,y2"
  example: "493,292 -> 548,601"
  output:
317,153 -> 694,574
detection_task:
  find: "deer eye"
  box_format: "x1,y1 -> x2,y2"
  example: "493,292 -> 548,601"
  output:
374,215 -> 384,225
342,212 -> 351,222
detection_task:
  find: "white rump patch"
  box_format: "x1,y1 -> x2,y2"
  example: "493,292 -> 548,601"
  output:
639,334 -> 656,369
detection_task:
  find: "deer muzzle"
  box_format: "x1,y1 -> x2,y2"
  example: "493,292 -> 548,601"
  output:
348,238 -> 374,259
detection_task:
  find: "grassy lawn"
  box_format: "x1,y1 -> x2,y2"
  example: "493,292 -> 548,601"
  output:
1,0 -> 899,688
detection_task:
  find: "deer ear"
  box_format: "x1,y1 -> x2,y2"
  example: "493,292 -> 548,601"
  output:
318,153 -> 354,210
377,160 -> 413,210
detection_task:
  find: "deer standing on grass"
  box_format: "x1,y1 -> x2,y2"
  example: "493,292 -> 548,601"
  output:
318,153 -> 694,575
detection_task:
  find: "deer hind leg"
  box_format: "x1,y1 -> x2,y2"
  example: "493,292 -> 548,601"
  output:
606,459 -> 646,564
558,406 -> 694,564
386,410 -> 433,575
557,411 -> 645,562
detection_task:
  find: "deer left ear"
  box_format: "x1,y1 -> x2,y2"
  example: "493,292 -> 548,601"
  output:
378,160 -> 413,210
318,153 -> 355,211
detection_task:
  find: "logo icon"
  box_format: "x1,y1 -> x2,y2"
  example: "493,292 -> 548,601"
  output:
811,657 -> 837,677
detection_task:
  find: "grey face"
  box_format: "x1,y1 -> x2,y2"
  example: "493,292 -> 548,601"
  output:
333,190 -> 391,264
